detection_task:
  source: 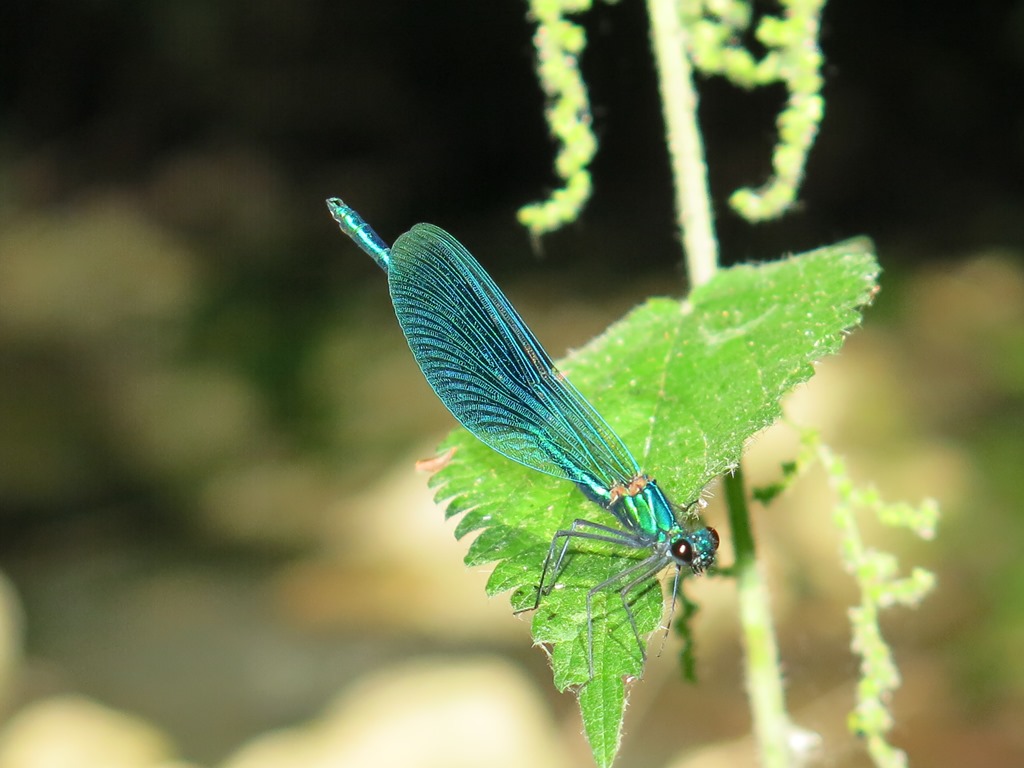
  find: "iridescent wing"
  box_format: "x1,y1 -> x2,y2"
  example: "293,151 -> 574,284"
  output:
388,224 -> 640,491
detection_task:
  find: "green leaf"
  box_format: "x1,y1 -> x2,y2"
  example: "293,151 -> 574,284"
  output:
579,674 -> 628,768
428,238 -> 878,765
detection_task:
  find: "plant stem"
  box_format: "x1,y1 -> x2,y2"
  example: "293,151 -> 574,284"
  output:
646,2 -> 792,765
645,0 -> 717,287
725,468 -> 792,768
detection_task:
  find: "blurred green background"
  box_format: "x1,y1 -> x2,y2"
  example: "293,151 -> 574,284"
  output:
1,2 -> 1022,767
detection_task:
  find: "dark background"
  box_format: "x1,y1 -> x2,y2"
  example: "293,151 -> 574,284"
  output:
1,1 -> 1022,766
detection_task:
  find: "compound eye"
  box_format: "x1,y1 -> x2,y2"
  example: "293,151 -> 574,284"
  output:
670,538 -> 694,565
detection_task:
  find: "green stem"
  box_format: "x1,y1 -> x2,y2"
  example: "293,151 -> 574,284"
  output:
646,0 -> 718,287
725,468 -> 792,768
646,3 -> 792,763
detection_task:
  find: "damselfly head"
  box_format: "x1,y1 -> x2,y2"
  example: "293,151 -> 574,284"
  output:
669,527 -> 720,573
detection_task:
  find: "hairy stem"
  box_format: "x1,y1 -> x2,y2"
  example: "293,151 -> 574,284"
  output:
726,468 -> 792,768
647,2 -> 792,764
646,0 -> 717,287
